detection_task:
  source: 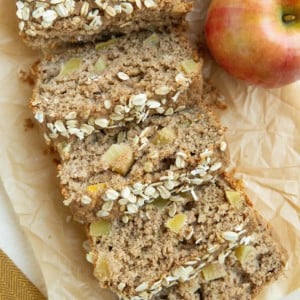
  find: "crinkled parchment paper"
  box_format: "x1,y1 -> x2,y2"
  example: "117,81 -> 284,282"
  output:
0,0 -> 299,299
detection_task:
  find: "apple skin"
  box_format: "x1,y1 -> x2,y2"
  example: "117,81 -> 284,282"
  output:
205,0 -> 300,88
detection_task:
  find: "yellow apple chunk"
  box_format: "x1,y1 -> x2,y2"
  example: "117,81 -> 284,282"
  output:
87,183 -> 107,196
225,190 -> 243,210
165,213 -> 187,233
102,143 -> 134,176
235,245 -> 254,264
152,126 -> 176,145
58,57 -> 83,77
151,197 -> 169,209
94,57 -> 107,73
90,219 -> 112,237
94,254 -> 110,279
202,263 -> 227,282
181,59 -> 201,75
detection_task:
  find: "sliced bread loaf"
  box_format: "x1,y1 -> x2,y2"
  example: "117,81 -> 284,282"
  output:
86,177 -> 285,300
31,31 -> 203,144
58,107 -> 228,223
16,0 -> 194,48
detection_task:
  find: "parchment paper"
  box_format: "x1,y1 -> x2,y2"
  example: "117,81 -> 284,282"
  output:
0,0 -> 299,299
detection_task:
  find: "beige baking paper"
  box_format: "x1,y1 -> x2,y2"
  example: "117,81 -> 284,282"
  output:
0,0 -> 299,299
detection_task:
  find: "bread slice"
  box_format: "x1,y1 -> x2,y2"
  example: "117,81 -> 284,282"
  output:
86,176 -> 285,300
16,0 -> 193,48
58,107 -> 229,223
154,216 -> 285,300
31,31 -> 203,144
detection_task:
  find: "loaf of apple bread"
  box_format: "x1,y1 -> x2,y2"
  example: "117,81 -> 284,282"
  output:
16,0 -> 194,48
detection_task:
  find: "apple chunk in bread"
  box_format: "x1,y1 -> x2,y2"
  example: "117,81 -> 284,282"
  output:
101,143 -> 134,176
152,126 -> 176,145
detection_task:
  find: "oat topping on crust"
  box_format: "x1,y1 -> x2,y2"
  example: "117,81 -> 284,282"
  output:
16,0 -> 194,48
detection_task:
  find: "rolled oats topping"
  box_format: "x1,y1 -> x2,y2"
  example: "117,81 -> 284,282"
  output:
17,0 -> 194,48
86,156 -> 224,219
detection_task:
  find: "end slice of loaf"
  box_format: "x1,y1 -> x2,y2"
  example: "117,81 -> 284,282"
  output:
17,0 -> 194,48
86,176 -> 286,300
31,31 -> 203,144
58,107 -> 229,223
155,216 -> 285,300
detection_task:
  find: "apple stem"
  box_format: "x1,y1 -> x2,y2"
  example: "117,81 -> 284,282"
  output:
283,14 -> 296,23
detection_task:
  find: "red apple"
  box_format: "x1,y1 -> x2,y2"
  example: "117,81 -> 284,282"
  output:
205,0 -> 300,88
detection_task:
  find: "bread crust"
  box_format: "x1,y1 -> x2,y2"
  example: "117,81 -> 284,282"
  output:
16,0 -> 194,48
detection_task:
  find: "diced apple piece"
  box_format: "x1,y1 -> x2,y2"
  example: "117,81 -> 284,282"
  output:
165,213 -> 187,233
87,183 -> 107,196
94,254 -> 110,279
179,120 -> 191,128
102,143 -> 134,176
94,57 -> 107,73
181,59 -> 201,75
235,245 -> 254,264
225,190 -> 243,210
202,263 -> 227,282
95,38 -> 118,50
56,142 -> 71,160
90,220 -> 112,237
152,197 -> 169,209
143,161 -> 154,173
152,126 -> 176,145
58,57 -> 83,77
143,34 -> 160,47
